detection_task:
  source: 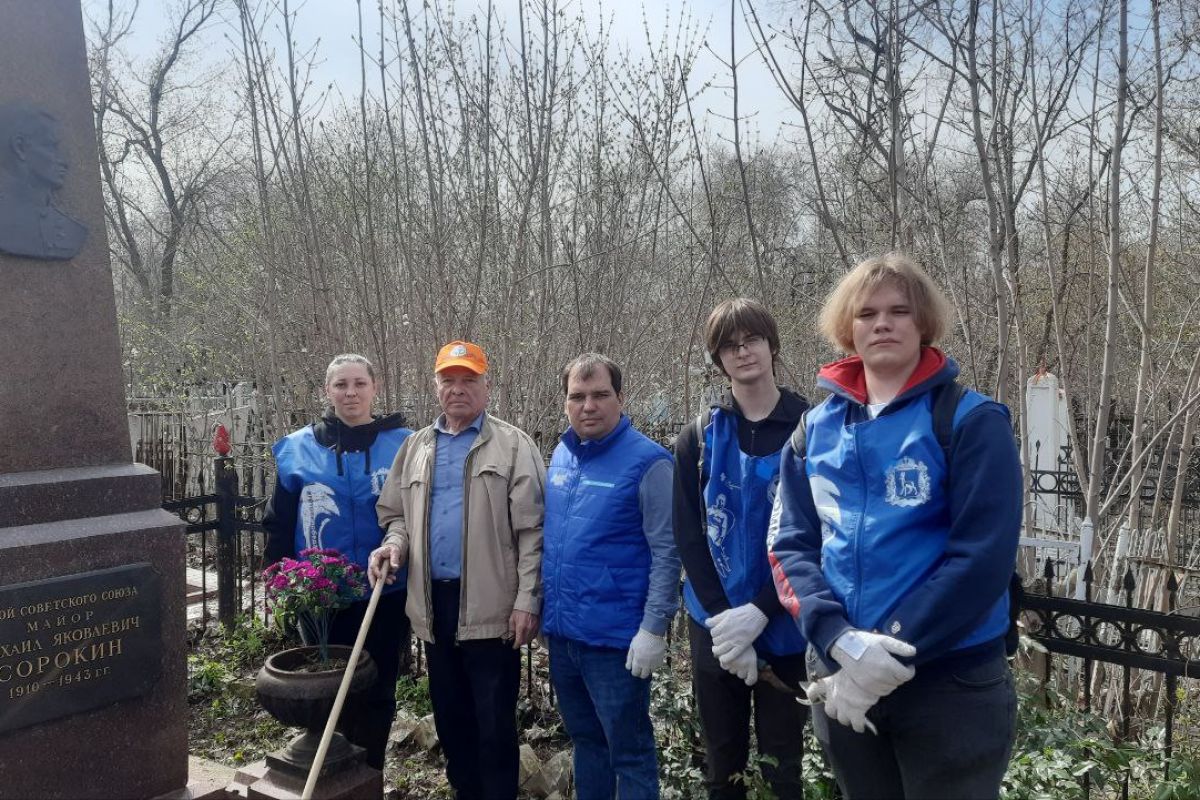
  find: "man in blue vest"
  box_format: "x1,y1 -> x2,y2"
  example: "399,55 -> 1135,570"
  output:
541,353 -> 680,800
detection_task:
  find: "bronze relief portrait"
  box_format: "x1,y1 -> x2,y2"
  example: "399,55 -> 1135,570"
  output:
0,103 -> 88,261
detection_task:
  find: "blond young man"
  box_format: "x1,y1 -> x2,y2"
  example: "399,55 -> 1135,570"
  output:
770,254 -> 1021,799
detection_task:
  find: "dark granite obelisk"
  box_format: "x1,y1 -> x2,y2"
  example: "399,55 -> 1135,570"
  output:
0,3 -> 188,798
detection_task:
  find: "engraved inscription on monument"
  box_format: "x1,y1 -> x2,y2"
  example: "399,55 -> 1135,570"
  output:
0,563 -> 161,733
0,101 -> 88,261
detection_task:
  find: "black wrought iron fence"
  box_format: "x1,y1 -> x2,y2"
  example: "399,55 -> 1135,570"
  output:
1022,557 -> 1200,798
165,456 -> 268,628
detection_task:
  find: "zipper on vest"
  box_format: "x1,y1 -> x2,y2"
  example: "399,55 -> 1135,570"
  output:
348,451 -> 358,566
852,418 -> 868,626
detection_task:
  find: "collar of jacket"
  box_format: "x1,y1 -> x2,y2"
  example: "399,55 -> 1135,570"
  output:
560,414 -> 631,457
422,411 -> 491,449
816,346 -> 957,406
711,386 -> 807,424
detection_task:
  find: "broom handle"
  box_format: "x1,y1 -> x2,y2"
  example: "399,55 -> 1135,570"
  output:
301,568 -> 388,800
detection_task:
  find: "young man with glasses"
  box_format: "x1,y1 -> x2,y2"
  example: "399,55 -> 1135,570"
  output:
673,298 -> 810,799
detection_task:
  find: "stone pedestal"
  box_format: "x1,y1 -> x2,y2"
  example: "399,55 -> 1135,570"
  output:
0,508 -> 187,798
225,751 -> 382,800
247,761 -> 383,800
0,2 -> 188,798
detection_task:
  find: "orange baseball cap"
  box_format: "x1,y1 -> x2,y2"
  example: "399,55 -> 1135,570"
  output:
435,340 -> 489,374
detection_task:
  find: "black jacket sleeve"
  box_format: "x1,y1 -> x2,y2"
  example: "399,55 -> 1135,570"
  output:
261,474 -> 299,567
752,582 -> 786,618
672,420 -> 733,618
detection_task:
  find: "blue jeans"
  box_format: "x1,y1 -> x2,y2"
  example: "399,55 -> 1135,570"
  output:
813,649 -> 1017,799
547,635 -> 659,800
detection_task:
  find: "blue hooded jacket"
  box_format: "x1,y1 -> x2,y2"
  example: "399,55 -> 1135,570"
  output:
768,349 -> 1021,669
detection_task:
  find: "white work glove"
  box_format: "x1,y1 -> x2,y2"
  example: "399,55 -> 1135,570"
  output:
830,629 -> 917,698
707,604 -> 769,664
625,629 -> 667,678
799,676 -> 830,707
821,670 -> 880,735
722,643 -> 759,686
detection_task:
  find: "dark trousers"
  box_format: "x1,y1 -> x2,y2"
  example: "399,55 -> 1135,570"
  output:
319,589 -> 410,770
813,651 -> 1016,799
689,618 -> 808,800
426,580 -> 521,800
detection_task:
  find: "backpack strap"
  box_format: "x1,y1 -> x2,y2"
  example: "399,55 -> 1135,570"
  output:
931,380 -> 966,464
789,409 -> 809,458
694,408 -> 713,499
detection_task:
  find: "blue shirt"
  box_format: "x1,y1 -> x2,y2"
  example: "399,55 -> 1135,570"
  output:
429,412 -> 484,580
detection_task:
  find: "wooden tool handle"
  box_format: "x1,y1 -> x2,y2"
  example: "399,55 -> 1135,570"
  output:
301,570 -> 388,800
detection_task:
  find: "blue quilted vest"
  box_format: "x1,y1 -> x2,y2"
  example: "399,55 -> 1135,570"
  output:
805,388 -> 1010,651
273,425 -> 411,592
542,416 -> 671,648
683,409 -> 807,657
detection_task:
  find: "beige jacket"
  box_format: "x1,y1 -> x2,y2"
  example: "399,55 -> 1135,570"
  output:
376,413 -> 545,642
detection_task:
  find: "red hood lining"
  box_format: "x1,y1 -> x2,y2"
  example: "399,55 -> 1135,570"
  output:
817,347 -> 947,404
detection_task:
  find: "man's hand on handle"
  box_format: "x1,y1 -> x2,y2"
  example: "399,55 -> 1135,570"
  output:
367,543 -> 405,587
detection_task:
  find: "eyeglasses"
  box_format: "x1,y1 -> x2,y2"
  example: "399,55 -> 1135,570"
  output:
718,334 -> 766,355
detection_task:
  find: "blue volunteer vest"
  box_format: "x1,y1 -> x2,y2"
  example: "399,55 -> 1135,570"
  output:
541,416 -> 671,649
273,425 -> 411,592
683,409 -> 807,657
805,388 -> 1010,651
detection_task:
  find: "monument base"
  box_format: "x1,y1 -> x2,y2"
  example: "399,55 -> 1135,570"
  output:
150,757 -> 239,800
0,506 -> 186,800
0,463 -> 163,528
233,746 -> 382,800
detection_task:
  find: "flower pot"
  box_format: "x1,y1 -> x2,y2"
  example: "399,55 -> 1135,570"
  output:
255,645 -> 378,774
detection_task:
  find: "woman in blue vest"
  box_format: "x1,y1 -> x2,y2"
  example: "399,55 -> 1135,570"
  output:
263,353 -> 412,770
673,298 -> 810,799
769,253 -> 1022,799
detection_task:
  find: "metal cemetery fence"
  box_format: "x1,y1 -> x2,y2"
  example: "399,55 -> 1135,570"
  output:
1023,558 -> 1200,798
162,456 -> 268,628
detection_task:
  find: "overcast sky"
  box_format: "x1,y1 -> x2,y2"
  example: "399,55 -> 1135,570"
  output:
83,0 -> 800,145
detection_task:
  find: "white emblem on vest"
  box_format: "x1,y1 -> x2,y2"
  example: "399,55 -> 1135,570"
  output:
550,470 -> 569,487
809,475 -> 843,543
706,493 -> 734,578
299,483 -> 339,549
885,457 -> 931,507
370,468 -> 391,496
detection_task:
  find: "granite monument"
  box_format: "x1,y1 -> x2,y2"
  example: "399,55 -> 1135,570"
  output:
0,3 -> 188,798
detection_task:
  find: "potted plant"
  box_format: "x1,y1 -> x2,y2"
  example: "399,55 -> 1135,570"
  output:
262,547 -> 366,665
255,548 -> 378,772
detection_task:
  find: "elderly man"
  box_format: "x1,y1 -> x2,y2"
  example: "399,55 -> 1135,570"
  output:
370,340 -> 545,800
541,353 -> 679,800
